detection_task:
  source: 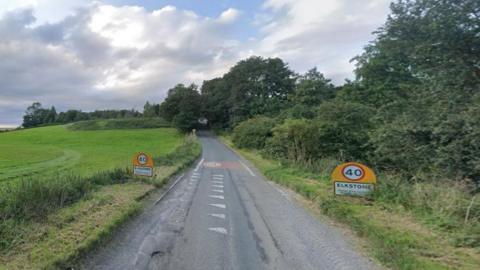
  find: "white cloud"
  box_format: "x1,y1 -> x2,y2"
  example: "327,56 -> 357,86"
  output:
218,8 -> 240,24
253,0 -> 391,83
0,0 -> 87,24
0,0 -> 391,126
0,4 -> 242,126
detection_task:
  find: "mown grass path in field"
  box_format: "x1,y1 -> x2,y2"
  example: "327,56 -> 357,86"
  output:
0,125 -> 182,181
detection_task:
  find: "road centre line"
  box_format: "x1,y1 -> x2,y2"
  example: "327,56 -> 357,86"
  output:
208,227 -> 228,235
209,213 -> 226,219
209,203 -> 226,209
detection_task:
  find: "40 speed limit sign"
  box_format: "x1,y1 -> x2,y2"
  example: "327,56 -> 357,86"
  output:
331,162 -> 376,197
132,152 -> 154,177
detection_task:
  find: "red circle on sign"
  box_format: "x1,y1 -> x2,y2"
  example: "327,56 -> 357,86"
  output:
341,164 -> 365,181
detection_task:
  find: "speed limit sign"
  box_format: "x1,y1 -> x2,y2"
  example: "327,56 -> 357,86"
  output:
132,152 -> 154,177
331,162 -> 376,197
137,153 -> 148,165
341,165 -> 365,181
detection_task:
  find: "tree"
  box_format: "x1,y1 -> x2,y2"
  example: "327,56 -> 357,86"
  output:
159,84 -> 202,132
223,56 -> 296,126
143,101 -> 160,117
200,78 -> 231,129
348,0 -> 480,182
285,68 -> 336,119
22,102 -> 43,128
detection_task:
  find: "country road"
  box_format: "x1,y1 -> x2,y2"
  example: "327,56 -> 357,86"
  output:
81,132 -> 380,270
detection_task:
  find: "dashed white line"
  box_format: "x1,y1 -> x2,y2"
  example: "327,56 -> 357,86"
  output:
211,180 -> 223,184
194,158 -> 204,172
209,203 -> 226,209
239,160 -> 255,176
208,227 -> 228,235
209,213 -> 226,219
212,189 -> 224,193
209,195 -> 225,200
212,184 -> 224,188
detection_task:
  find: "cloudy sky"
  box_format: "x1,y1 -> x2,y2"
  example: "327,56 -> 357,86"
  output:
0,0 -> 392,127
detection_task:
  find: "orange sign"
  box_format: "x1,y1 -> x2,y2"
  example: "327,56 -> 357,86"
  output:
331,162 -> 376,196
132,152 -> 154,177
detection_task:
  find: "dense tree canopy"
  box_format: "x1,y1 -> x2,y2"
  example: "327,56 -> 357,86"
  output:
159,84 -> 202,132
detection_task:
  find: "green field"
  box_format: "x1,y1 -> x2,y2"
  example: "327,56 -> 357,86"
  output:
0,124 -> 201,269
0,125 -> 183,181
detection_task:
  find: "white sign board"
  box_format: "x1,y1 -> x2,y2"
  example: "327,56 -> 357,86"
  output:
132,152 -> 154,177
133,166 -> 153,177
334,182 -> 375,196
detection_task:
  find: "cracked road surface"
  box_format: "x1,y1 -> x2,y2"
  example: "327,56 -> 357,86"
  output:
81,132 -> 380,270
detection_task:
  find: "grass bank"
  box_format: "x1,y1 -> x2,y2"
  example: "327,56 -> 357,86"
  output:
0,131 -> 201,269
221,137 -> 480,270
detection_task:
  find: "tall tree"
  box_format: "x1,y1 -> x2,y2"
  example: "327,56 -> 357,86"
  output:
223,56 -> 296,126
160,84 -> 202,131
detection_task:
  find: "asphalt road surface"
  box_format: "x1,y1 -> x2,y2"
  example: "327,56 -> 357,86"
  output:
81,132 -> 380,270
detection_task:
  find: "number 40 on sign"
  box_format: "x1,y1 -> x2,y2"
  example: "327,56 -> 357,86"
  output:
132,152 -> 154,177
331,162 -> 376,197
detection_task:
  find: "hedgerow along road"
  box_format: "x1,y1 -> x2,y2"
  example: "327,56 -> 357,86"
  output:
82,132 -> 380,270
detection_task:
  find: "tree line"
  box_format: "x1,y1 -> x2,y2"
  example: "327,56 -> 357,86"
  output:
159,0 -> 480,186
21,102 -> 151,128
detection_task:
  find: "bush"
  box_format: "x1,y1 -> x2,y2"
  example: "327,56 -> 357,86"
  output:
154,135 -> 201,166
232,117 -> 276,149
0,169 -> 130,221
264,119 -> 319,163
314,101 -> 375,161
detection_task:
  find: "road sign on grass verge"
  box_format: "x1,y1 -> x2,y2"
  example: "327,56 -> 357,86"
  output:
133,152 -> 154,177
331,162 -> 376,197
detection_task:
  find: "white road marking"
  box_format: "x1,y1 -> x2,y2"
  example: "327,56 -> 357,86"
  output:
209,195 -> 225,200
239,160 -> 255,176
154,173 -> 184,205
209,213 -> 226,219
194,158 -> 204,172
209,203 -> 226,209
191,175 -> 200,178
193,172 -> 200,176
212,184 -> 224,188
211,180 -> 223,184
212,174 -> 224,177
208,227 -> 228,235
212,189 -> 224,193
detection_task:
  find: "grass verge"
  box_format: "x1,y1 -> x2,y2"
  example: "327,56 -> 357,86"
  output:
0,135 -> 201,269
221,136 -> 480,270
